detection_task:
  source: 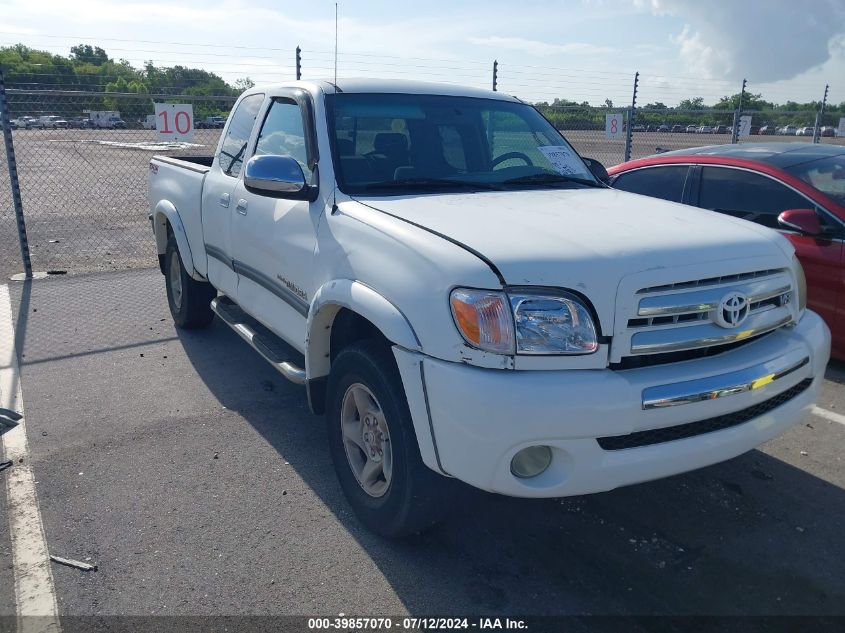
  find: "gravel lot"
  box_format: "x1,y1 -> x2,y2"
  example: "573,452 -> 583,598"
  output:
1,128 -> 842,280
0,269 -> 844,625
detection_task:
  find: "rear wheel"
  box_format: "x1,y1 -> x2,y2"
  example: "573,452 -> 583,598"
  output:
327,340 -> 447,537
164,233 -> 215,328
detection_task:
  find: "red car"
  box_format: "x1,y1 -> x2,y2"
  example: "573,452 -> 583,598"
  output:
607,143 -> 845,358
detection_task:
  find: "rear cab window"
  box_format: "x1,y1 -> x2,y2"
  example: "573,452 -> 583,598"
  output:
218,93 -> 264,177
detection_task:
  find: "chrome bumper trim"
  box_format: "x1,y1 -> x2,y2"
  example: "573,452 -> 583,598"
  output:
642,355 -> 810,410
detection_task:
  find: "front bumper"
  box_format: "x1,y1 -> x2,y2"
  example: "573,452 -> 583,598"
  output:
394,310 -> 830,497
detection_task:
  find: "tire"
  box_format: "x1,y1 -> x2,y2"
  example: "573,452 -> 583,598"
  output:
327,339 -> 447,537
164,233 -> 216,329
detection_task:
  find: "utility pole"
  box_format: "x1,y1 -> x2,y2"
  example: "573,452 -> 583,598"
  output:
813,84 -> 829,143
731,78 -> 747,144
624,71 -> 638,162
295,46 -> 302,80
492,60 -> 498,92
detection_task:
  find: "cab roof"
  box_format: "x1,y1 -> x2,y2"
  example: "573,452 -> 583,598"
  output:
244,78 -> 520,103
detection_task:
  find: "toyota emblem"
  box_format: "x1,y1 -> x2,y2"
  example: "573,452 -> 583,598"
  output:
714,292 -> 750,328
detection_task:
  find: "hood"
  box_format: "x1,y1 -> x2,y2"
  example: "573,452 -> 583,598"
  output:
353,187 -> 794,331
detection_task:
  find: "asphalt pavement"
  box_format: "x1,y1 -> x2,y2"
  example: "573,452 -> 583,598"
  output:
1,268 -> 844,621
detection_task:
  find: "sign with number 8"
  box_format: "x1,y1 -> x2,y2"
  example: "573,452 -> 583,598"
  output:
606,113 -> 623,140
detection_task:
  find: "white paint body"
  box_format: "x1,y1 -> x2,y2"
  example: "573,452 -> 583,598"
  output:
148,79 -> 830,497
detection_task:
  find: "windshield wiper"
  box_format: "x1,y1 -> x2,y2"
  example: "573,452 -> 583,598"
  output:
364,178 -> 501,191
502,173 -> 603,188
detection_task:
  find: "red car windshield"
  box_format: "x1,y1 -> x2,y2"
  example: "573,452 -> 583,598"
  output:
785,155 -> 845,206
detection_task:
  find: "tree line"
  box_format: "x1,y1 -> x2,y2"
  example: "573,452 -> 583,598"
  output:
0,44 -> 254,119
536,94 -> 845,131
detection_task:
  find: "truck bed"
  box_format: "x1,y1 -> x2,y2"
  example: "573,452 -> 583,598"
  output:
148,154 -> 213,277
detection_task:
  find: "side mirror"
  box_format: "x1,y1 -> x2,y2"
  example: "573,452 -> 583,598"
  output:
582,157 -> 610,184
244,155 -> 307,197
778,208 -> 823,236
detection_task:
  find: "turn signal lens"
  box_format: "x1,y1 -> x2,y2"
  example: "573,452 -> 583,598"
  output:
450,289 -> 514,354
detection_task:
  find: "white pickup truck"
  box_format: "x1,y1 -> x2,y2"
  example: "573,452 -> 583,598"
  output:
149,80 -> 830,537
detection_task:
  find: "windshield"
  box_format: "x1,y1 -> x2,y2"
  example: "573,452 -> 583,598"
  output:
785,155 -> 845,206
326,93 -> 597,194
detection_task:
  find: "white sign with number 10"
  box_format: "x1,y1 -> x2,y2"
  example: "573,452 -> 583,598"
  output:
606,113 -> 623,140
155,103 -> 194,142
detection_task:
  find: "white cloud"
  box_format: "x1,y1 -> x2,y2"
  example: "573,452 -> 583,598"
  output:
468,36 -> 614,57
638,0 -> 845,82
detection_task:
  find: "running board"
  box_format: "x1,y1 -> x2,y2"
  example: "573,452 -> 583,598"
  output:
210,296 -> 307,385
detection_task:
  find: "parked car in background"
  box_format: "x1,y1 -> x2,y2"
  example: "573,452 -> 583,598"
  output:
671,125 -> 684,133
797,127 -> 815,137
141,114 -> 157,130
759,125 -> 777,135
36,115 -> 69,129
657,124 -> 670,133
712,125 -> 729,134
196,116 -> 226,129
632,124 -> 646,132
685,125 -> 698,133
750,126 -> 760,135
68,116 -> 94,129
779,125 -> 798,135
697,125 -> 713,134
609,143 -> 845,358
820,126 -> 836,138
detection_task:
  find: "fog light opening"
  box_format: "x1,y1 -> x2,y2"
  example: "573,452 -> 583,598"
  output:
510,445 -> 553,479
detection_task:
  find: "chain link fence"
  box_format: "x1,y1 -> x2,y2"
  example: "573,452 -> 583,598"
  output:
0,88 -> 235,278
0,63 -> 843,279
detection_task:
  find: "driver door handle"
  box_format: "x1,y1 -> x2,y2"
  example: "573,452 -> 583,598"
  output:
236,199 -> 248,215
219,193 -> 230,208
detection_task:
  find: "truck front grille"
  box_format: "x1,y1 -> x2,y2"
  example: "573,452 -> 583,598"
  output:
597,378 -> 812,450
613,268 -> 796,364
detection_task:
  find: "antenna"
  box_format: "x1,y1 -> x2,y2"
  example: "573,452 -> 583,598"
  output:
334,3 -> 338,88
332,2 -> 338,212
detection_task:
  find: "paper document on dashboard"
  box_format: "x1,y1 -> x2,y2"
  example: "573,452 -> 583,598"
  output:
537,146 -> 583,176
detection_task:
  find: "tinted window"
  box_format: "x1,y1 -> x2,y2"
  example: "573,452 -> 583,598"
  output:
328,93 -> 596,194
611,166 -> 688,203
218,93 -> 263,177
255,99 -> 312,179
784,155 -> 845,206
698,167 -> 811,228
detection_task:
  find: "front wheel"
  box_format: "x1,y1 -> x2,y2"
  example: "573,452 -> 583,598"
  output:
327,340 -> 447,537
164,234 -> 216,328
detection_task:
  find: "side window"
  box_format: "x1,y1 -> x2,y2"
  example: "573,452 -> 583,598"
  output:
218,93 -> 263,178
255,99 -> 312,180
698,167 -> 812,228
612,166 -> 689,203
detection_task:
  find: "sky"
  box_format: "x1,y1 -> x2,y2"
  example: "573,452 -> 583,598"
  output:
0,0 -> 843,108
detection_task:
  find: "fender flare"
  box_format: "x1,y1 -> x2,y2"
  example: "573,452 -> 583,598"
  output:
152,200 -> 201,280
306,280 -> 421,380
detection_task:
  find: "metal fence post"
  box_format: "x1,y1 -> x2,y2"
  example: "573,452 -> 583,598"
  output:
0,67 -> 32,278
296,46 -> 302,80
731,78 -> 747,144
623,71 -> 638,163
492,60 -> 498,92
813,84 -> 828,143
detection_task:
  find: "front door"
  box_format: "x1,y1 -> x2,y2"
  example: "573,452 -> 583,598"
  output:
230,96 -> 321,353
201,92 -> 264,299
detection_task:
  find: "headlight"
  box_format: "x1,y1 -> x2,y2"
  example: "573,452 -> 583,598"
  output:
509,290 -> 598,354
449,288 -> 598,355
450,289 -> 515,354
793,255 -> 807,314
